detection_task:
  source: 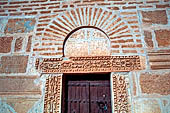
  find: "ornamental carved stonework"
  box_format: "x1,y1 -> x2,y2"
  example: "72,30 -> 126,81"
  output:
40,56 -> 144,113
111,74 -> 130,113
36,56 -> 143,73
44,75 -> 62,113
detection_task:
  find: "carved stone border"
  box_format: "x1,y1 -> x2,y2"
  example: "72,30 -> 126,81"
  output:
44,74 -> 62,113
111,73 -> 131,113
41,56 -> 144,113
36,56 -> 144,73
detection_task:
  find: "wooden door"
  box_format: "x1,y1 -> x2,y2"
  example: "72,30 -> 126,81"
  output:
62,73 -> 112,113
90,81 -> 111,113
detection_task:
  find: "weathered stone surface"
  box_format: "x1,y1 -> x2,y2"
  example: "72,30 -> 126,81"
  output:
0,37 -> 13,53
144,31 -> 153,48
132,72 -> 137,96
26,35 -> 32,52
149,53 -> 170,70
65,28 -> 110,57
0,76 -> 41,95
134,99 -> 161,113
141,10 -> 168,25
0,55 -> 28,73
0,18 -> 8,36
14,37 -> 23,52
155,29 -> 170,47
0,97 -> 40,113
140,72 -> 170,95
5,18 -> 36,34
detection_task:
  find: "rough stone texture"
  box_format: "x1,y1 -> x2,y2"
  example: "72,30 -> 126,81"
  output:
140,72 -> 170,95
141,10 -> 168,25
132,73 -> 137,96
155,29 -> 170,47
14,37 -> 23,52
0,37 -> 13,53
5,18 -> 36,34
0,55 -> 28,73
0,76 -> 41,95
0,97 -> 40,113
0,18 -> 8,36
144,31 -> 154,48
149,53 -> 170,70
134,99 -> 161,113
26,35 -> 32,52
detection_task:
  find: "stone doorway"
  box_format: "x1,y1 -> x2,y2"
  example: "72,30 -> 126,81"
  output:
62,73 -> 112,113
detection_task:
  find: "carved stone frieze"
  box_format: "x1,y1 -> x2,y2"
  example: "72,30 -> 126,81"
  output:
111,74 -> 130,113
44,75 -> 62,113
36,56 -> 143,73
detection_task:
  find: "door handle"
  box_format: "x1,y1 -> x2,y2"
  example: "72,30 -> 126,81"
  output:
97,101 -> 107,111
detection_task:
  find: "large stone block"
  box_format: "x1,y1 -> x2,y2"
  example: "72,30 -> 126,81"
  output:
0,37 -> 13,53
0,55 -> 28,73
141,10 -> 168,25
143,31 -> 153,48
5,18 -> 36,34
0,76 -> 41,95
0,97 -> 40,113
134,99 -> 161,113
0,76 -> 41,113
140,72 -> 170,95
155,29 -> 170,47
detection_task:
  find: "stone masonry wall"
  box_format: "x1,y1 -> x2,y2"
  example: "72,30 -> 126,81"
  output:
0,0 -> 170,112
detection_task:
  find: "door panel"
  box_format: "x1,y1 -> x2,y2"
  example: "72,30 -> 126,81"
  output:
67,81 -> 89,113
64,73 -> 111,113
90,81 -> 111,113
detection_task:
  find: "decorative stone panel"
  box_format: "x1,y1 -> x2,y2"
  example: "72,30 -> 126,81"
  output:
0,55 -> 28,73
155,29 -> 170,47
140,72 -> 170,95
5,18 -> 36,34
111,73 -> 131,113
0,36 -> 13,53
44,75 -> 62,113
64,28 -> 111,57
36,56 -> 143,73
141,10 -> 168,25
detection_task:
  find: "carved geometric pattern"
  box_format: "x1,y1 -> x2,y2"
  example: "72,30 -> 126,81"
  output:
36,56 -> 142,73
111,74 -> 130,113
44,75 -> 62,113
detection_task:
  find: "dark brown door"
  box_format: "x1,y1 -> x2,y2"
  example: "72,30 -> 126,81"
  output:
62,73 -> 112,113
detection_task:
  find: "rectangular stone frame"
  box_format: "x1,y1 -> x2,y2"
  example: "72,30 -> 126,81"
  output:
40,55 -> 144,113
43,73 -> 132,113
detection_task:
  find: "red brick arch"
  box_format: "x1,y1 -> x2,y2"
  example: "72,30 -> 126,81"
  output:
38,7 -> 143,57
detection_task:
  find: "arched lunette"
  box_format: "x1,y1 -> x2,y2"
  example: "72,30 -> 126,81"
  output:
62,26 -> 110,57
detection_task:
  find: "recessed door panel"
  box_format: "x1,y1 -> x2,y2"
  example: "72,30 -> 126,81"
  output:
63,73 -> 112,113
